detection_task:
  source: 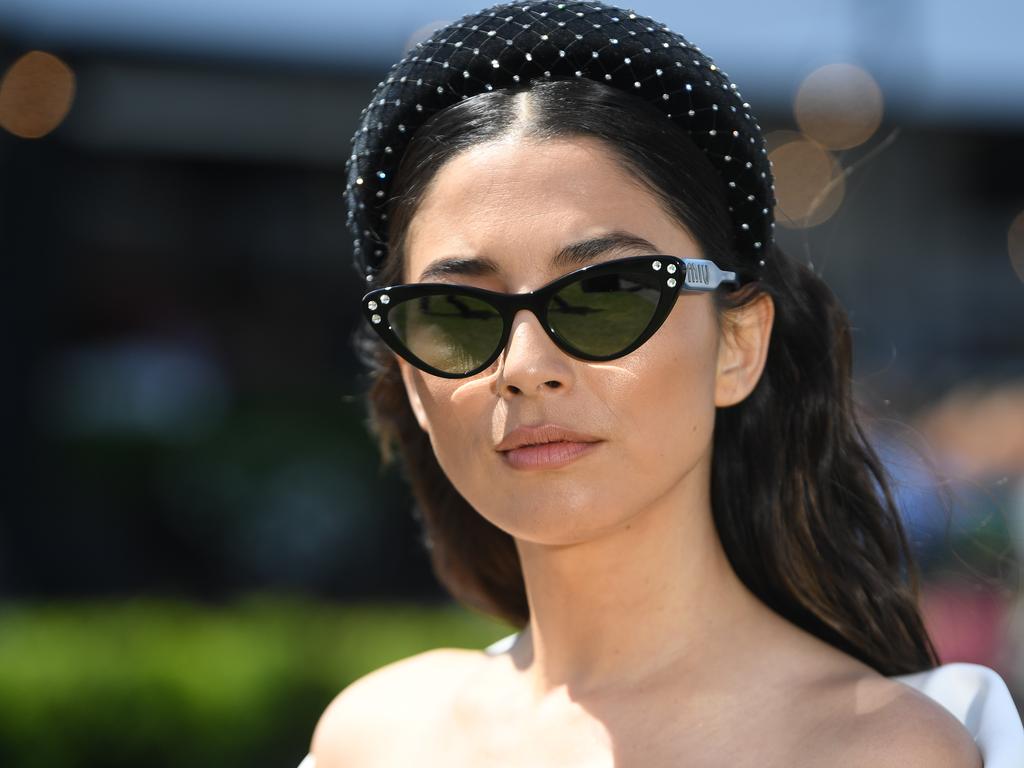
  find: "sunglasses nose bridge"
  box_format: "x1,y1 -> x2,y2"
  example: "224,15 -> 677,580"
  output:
496,288 -> 567,364
506,286 -> 547,316
503,308 -> 550,350
500,289 -> 556,348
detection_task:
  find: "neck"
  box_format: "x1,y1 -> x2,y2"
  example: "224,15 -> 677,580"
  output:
507,466 -> 772,703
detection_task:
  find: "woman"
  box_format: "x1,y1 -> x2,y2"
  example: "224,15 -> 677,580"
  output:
302,2 -> 1024,765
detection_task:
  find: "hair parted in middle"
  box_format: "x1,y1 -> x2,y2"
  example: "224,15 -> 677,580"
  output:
353,76 -> 939,678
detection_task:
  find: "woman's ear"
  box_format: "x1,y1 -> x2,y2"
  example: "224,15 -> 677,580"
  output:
397,357 -> 432,435
714,293 -> 774,408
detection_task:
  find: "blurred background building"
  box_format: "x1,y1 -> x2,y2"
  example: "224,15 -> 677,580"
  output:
1,1 -> 1022,766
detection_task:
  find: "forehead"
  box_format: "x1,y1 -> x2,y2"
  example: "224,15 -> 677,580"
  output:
403,136 -> 699,284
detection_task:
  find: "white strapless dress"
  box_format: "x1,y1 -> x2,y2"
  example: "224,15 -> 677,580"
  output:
298,632 -> 1024,767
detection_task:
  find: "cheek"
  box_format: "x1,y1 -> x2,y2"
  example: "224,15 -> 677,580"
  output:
413,377 -> 493,479
617,309 -> 720,466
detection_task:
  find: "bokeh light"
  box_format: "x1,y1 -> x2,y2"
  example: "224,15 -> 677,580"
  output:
767,131 -> 846,229
1009,210 -> 1024,283
918,382 -> 1024,479
0,50 -> 76,139
794,63 -> 883,150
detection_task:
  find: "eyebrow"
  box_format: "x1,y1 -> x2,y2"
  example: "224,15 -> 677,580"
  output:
415,230 -> 661,282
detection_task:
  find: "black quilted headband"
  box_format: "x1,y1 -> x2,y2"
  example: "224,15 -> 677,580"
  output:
346,0 -> 776,283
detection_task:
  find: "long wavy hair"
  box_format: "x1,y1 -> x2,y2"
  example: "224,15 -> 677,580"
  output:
352,77 -> 939,676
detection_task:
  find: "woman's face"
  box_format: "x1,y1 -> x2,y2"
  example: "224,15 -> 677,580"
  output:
396,136 -> 759,545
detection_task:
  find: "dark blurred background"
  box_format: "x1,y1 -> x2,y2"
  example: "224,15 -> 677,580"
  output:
1,1 -> 1023,766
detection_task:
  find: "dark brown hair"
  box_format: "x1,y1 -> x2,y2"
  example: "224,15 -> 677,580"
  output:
352,78 -> 939,676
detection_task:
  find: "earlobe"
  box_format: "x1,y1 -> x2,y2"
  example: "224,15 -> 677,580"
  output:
397,358 -> 432,435
714,293 -> 774,408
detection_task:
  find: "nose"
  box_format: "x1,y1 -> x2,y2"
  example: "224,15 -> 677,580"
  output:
496,309 -> 574,398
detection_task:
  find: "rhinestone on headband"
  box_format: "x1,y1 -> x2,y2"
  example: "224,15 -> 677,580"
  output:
345,0 -> 776,282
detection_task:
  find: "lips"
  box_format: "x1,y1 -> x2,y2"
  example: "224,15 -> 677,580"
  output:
500,440 -> 602,470
496,424 -> 603,470
495,424 -> 602,452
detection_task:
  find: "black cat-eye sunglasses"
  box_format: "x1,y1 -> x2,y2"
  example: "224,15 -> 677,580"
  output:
361,255 -> 745,379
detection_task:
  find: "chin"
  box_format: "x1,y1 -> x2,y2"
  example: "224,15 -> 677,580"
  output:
475,490 -> 632,544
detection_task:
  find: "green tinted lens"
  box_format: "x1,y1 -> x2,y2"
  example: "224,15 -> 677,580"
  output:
390,292 -> 503,373
547,272 -> 661,356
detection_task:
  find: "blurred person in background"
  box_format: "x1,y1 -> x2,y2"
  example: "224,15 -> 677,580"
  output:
300,2 -> 1023,766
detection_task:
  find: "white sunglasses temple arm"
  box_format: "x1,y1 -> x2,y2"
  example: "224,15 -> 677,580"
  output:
679,258 -> 739,290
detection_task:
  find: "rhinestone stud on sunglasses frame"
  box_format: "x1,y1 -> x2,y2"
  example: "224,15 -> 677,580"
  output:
362,255 -> 743,379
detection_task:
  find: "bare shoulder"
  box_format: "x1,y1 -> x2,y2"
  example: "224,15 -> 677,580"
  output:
309,646 -> 482,767
810,671 -> 982,768
759,616 -> 981,768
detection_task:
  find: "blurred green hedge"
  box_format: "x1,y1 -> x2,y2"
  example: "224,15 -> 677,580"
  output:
0,596 -> 512,768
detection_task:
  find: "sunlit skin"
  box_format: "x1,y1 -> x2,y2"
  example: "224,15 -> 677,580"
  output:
312,135 -> 984,767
